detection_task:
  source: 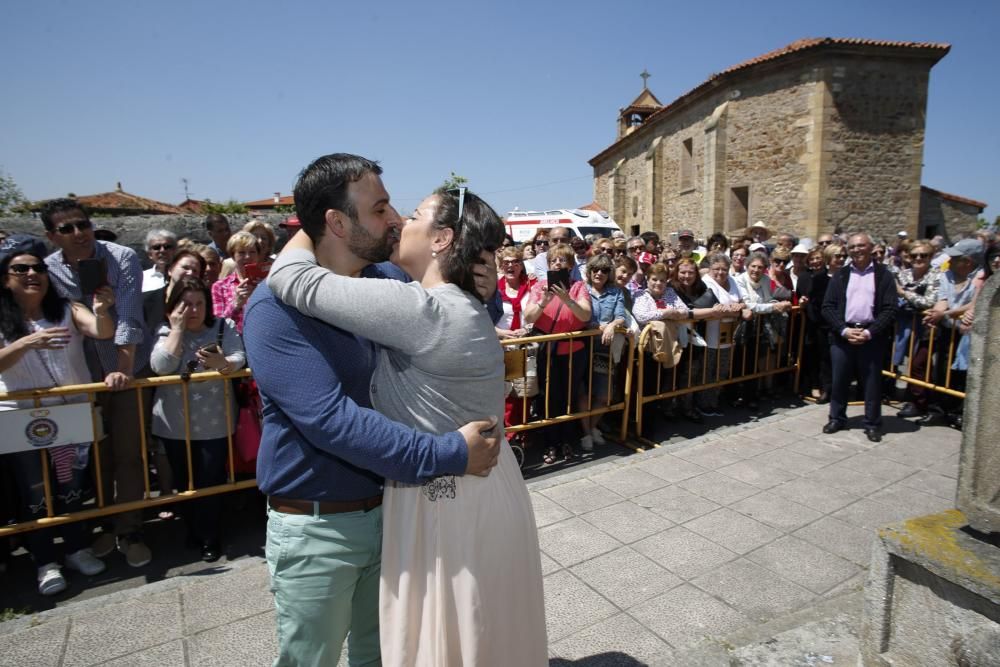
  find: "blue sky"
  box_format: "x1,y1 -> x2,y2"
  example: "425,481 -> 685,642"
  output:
2,0 -> 996,220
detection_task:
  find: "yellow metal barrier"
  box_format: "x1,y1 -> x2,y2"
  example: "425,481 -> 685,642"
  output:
0,369 -> 254,537
632,308 -> 806,443
883,311 -> 967,400
500,327 -> 638,451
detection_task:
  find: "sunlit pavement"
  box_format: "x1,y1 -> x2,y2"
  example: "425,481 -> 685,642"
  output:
0,401 -> 961,666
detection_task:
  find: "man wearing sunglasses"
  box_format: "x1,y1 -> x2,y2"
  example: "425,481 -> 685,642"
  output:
141,229 -> 178,293
41,198 -> 154,567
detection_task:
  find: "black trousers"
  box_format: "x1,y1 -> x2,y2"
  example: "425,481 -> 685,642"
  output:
829,334 -> 887,430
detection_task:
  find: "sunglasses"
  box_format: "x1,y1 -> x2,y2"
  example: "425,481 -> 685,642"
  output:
7,263 -> 49,275
550,237 -> 569,244
910,253 -> 929,259
150,243 -> 176,251
597,247 -> 613,254
54,219 -> 93,235
592,267 -> 610,275
446,186 -> 467,225
834,254 -> 848,260
628,246 -> 643,253
534,239 -> 549,246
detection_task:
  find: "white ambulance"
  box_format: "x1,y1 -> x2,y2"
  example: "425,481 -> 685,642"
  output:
504,208 -> 622,244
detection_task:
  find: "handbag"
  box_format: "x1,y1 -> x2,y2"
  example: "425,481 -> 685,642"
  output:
508,343 -> 539,398
232,379 -> 262,474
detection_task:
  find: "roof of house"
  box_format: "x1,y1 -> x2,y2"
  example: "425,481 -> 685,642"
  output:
921,186 -> 987,210
577,202 -> 606,212
245,194 -> 295,208
590,37 -> 951,166
34,185 -> 184,215
177,198 -> 208,213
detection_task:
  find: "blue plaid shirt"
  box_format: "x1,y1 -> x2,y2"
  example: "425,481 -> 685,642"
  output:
46,241 -> 151,377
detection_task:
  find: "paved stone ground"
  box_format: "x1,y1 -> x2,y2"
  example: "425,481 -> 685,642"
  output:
0,403 -> 960,666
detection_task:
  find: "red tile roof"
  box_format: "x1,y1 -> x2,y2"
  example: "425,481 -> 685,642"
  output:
590,38 -> 951,165
921,186 -> 987,210
577,202 -> 605,212
245,194 -> 295,208
177,198 -> 208,213
34,188 -> 184,215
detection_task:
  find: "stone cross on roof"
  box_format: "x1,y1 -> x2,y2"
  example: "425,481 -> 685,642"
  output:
640,68 -> 651,89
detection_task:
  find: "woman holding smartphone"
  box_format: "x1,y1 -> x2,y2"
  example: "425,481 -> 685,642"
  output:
151,277 -> 245,562
211,231 -> 261,333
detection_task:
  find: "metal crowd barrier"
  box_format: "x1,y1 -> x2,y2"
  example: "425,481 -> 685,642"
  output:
632,308 -> 806,443
883,311 -> 968,400
0,369 -> 256,537
501,327 -> 638,454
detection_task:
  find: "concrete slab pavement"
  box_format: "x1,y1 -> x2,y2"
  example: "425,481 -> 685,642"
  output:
0,403 -> 962,666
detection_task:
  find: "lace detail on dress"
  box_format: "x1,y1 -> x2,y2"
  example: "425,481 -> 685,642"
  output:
422,476 -> 457,501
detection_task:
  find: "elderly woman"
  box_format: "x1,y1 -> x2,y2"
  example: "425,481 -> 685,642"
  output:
767,246 -> 795,302
523,243 -> 592,463
243,220 -> 277,260
0,235 -> 115,594
734,252 -> 793,409
796,247 -> 834,402
495,246 -> 534,437
580,253 -> 626,451
211,231 -> 261,333
730,246 -> 748,276
152,277 -> 245,562
699,253 -> 751,415
894,239 -> 939,419
593,237 -> 615,257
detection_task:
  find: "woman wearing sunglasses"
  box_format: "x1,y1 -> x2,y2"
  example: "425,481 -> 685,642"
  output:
268,187 -> 547,666
893,240 -> 939,419
0,235 -> 115,595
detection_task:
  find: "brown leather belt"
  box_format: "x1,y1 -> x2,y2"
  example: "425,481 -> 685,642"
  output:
268,495 -> 383,515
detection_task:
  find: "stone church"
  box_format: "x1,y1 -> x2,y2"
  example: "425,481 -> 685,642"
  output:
589,37 -> 986,243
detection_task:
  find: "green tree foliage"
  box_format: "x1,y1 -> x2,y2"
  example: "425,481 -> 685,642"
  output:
439,172 -> 468,191
0,168 -> 29,215
202,199 -> 248,215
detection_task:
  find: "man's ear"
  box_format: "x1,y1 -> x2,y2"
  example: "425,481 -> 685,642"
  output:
431,227 -> 455,255
325,209 -> 348,239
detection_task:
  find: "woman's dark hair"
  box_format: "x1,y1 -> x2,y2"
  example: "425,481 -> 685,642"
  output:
0,251 -> 68,341
431,188 -> 505,303
586,253 -> 613,276
614,255 -> 638,274
707,232 -> 729,251
164,277 -> 215,328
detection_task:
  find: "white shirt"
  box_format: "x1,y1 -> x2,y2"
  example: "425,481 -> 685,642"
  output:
142,267 -> 166,293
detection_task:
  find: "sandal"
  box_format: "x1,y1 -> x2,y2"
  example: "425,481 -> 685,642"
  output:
543,446 -> 559,465
561,443 -> 576,460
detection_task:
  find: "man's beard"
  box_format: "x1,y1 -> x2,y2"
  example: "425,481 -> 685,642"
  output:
346,219 -> 396,264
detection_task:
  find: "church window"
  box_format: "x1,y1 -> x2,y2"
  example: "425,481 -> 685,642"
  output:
680,138 -> 694,191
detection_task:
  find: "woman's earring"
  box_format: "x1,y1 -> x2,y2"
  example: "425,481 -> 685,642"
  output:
431,251 -> 437,258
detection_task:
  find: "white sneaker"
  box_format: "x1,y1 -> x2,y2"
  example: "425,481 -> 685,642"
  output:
65,548 -> 106,576
38,563 -> 67,596
580,434 -> 594,452
591,428 -> 606,446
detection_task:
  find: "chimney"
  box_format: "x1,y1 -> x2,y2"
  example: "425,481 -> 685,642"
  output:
274,192 -> 280,203
116,182 -> 123,192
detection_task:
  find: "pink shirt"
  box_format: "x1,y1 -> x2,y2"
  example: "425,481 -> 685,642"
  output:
844,262 -> 876,325
212,273 -> 246,333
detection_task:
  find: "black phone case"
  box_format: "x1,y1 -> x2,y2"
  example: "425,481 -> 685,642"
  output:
78,258 -> 107,294
547,269 -> 570,290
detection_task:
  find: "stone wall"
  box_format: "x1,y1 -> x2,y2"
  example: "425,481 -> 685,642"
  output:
0,213 -> 290,267
918,189 -> 982,242
592,50 -> 939,245
821,57 -> 931,239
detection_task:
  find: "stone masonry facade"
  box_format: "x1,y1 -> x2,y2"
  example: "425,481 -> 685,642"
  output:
590,38 -> 955,243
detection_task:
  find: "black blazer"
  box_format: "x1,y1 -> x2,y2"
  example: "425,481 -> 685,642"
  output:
821,263 -> 897,338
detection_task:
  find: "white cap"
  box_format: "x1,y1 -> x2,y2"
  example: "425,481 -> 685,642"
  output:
897,230 -> 908,238
791,243 -> 809,255
748,242 -> 767,253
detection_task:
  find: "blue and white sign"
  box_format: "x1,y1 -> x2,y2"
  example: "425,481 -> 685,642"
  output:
0,404 -> 96,454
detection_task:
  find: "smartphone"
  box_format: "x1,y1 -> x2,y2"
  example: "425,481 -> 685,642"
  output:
546,268 -> 571,291
243,261 -> 270,283
78,258 -> 107,294
198,343 -> 221,355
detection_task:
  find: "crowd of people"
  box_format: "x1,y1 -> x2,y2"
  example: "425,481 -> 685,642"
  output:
491,221 -> 997,456
0,184 -> 995,667
0,203 -> 292,595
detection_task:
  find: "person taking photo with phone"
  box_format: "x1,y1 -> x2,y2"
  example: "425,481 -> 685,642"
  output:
211,231 -> 261,333
41,199 -> 155,568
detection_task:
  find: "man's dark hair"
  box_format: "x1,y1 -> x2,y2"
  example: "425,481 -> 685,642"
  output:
203,213 -> 229,231
640,231 -> 659,245
40,198 -> 87,231
432,188 -> 505,303
293,153 -> 383,242
165,277 -> 216,328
